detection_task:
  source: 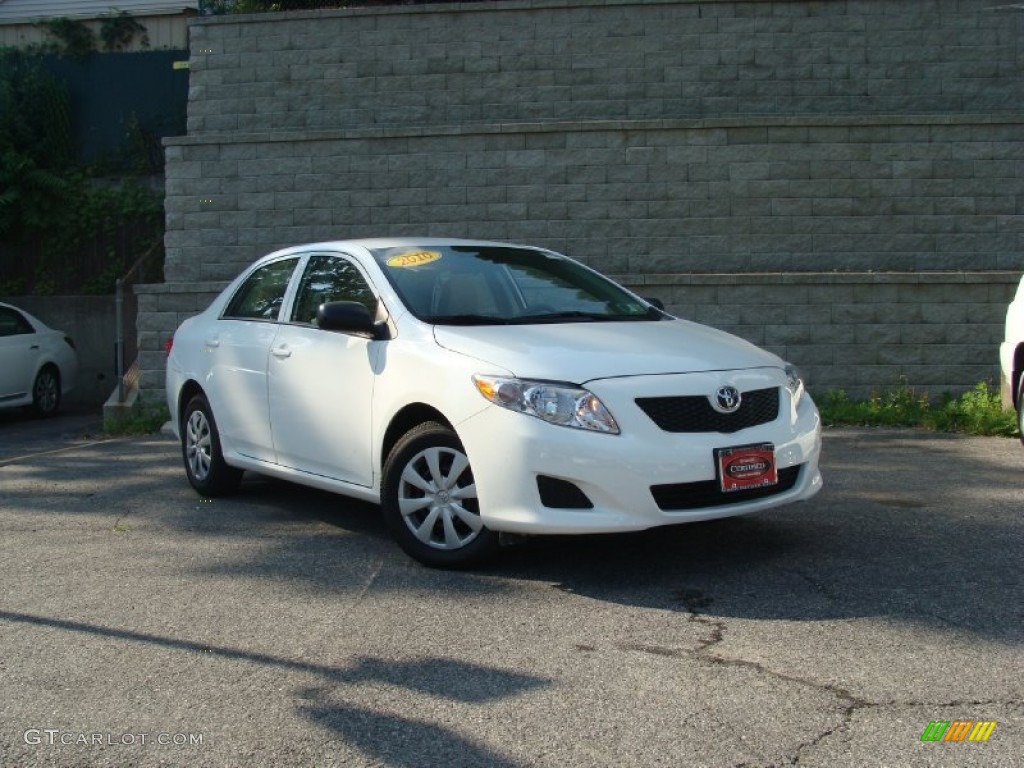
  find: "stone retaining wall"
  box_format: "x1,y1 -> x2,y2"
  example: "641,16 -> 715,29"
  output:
143,0 -> 1024,398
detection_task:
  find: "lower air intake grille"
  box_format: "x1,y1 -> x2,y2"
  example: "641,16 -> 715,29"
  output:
537,475 -> 593,509
651,465 -> 802,511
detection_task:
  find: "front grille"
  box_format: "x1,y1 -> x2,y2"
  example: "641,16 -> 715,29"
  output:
636,387 -> 779,434
651,465 -> 802,511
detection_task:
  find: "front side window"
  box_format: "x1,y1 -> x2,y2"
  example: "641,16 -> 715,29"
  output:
291,254 -> 377,325
0,308 -> 33,337
223,258 -> 300,321
371,245 -> 658,325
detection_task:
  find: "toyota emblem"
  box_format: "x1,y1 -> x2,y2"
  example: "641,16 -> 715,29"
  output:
713,385 -> 742,414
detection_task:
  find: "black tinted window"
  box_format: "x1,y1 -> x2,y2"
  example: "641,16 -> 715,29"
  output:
223,258 -> 299,320
0,308 -> 33,337
291,255 -> 376,325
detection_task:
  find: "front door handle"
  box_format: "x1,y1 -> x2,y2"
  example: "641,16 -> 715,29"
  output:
271,346 -> 292,359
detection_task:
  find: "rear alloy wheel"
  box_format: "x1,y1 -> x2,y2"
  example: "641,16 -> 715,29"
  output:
382,422 -> 498,568
32,366 -> 60,416
182,394 -> 243,496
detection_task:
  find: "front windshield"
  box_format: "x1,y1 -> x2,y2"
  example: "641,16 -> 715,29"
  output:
371,245 -> 660,325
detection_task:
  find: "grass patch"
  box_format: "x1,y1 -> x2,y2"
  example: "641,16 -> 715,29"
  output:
817,380 -> 1018,437
104,400 -> 170,436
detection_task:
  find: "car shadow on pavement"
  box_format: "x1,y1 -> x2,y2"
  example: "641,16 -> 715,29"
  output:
481,429 -> 1024,645
7,429 -> 1019,645
299,702 -> 527,768
164,429 -> 1024,645
0,608 -> 547,767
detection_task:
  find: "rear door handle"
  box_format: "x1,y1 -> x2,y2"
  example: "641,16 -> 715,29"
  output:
271,346 -> 292,359
204,338 -> 220,348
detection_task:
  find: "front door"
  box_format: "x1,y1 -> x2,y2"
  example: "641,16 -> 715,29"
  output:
268,253 -> 381,486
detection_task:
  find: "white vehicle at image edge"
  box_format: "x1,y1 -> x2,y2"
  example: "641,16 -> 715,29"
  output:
0,302 -> 78,416
1000,273 -> 1024,445
166,238 -> 823,567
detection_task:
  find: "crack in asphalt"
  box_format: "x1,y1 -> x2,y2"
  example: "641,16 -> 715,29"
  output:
112,504 -> 136,532
773,565 -> 840,604
685,611 -> 869,767
661,588 -> 1019,768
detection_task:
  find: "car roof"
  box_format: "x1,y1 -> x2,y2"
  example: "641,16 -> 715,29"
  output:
265,237 -> 552,260
0,301 -> 29,316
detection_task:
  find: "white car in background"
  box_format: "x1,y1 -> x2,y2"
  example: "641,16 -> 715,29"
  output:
166,238 -> 822,568
0,302 -> 78,416
1000,274 -> 1024,445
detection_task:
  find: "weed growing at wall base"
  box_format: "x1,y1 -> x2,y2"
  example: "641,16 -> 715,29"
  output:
104,401 -> 169,436
817,380 -> 1018,437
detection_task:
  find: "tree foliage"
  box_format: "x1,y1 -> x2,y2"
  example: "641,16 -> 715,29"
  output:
0,49 -> 163,295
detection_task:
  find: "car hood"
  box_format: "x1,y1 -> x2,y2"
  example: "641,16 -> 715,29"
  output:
432,319 -> 783,383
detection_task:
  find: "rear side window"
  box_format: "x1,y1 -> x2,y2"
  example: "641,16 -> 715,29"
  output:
223,258 -> 299,320
0,307 -> 33,337
291,254 -> 377,325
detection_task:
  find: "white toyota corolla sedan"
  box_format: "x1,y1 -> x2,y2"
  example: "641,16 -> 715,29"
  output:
0,301 -> 78,416
166,238 -> 822,567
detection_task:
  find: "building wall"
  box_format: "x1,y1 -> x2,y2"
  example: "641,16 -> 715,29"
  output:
147,0 -> 1024,398
185,0 -> 1023,133
0,14 -> 191,51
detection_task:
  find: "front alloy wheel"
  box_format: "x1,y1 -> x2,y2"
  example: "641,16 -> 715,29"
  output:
382,422 -> 497,568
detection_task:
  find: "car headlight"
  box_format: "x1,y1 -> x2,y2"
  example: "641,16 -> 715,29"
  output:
785,364 -> 806,407
472,375 -> 620,434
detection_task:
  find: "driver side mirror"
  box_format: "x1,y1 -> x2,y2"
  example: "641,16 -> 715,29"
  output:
316,301 -> 388,340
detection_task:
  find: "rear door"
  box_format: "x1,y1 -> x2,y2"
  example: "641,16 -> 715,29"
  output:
207,257 -> 301,462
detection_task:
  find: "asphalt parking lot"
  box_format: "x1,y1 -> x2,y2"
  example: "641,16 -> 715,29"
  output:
0,411 -> 1021,767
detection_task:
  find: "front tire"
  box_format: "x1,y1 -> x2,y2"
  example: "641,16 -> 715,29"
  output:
181,394 -> 243,496
32,366 -> 60,416
382,422 -> 498,568
1017,377 -> 1024,448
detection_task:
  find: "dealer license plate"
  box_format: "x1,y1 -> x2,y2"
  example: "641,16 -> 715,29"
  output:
715,443 -> 778,493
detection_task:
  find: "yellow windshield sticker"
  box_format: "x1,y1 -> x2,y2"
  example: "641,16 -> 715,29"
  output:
386,250 -> 442,268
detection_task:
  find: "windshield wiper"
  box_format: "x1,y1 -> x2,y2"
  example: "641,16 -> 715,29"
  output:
512,311 -> 606,323
512,311 -> 652,324
427,314 -> 511,326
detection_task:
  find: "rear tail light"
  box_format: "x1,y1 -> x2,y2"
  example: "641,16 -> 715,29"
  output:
64,336 -> 76,350
165,336 -> 174,356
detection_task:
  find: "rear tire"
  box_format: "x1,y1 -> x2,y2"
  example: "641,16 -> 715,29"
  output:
181,394 -> 243,496
31,366 -> 60,417
381,422 -> 498,568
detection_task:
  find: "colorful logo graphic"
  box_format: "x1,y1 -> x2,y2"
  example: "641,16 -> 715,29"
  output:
920,720 -> 997,742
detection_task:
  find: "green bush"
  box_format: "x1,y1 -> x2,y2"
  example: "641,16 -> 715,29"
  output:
817,380 -> 1018,437
0,48 -> 163,295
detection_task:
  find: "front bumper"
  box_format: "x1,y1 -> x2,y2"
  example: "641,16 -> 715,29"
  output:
457,370 -> 822,535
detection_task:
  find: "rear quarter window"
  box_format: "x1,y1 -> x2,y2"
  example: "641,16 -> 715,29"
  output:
0,308 -> 34,337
